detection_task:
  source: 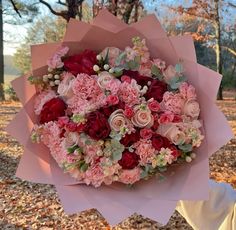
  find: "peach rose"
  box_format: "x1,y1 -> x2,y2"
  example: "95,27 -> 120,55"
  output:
163,65 -> 177,83
131,106 -> 154,128
109,109 -> 127,132
158,123 -> 185,145
183,100 -> 200,119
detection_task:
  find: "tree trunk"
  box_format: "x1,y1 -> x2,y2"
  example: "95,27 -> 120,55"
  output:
0,0 -> 4,100
215,0 -> 223,100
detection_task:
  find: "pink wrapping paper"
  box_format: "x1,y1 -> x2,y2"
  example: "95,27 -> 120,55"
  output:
6,9 -> 234,225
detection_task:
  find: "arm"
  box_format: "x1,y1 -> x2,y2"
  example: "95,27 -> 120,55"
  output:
176,180 -> 236,230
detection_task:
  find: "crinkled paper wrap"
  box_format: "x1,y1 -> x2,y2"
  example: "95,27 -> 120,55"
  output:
6,9 -> 234,225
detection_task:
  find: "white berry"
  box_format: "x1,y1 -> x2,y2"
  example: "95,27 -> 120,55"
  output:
190,153 -> 196,159
185,156 -> 192,163
109,68 -> 114,74
103,64 -> 110,70
54,74 -> 60,79
96,55 -> 102,61
93,65 -> 100,72
48,67 -> 53,72
48,73 -> 53,79
54,80 -> 60,85
49,81 -> 55,87
147,81 -> 151,86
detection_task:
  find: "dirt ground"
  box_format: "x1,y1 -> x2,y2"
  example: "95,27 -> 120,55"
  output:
0,91 -> 235,229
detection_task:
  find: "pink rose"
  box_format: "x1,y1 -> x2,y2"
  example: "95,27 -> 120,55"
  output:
183,100 -> 200,119
163,65 -> 177,83
131,106 -> 154,128
107,95 -> 119,105
109,109 -> 127,131
57,72 -> 75,99
148,100 -> 160,112
124,106 -> 134,118
119,168 -> 141,185
121,75 -> 131,83
140,128 -> 153,140
158,123 -> 186,145
159,112 -> 175,124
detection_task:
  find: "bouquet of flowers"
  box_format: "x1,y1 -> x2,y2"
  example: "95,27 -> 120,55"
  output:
6,10 -> 233,225
30,37 -> 204,188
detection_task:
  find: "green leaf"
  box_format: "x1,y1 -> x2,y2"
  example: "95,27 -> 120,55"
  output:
113,67 -> 123,77
80,162 -> 89,172
104,48 -> 109,64
178,144 -> 193,153
67,145 -> 79,154
175,63 -> 183,73
115,52 -> 126,66
169,75 -> 187,89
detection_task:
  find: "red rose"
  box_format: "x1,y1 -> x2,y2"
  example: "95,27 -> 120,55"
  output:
145,79 -> 167,102
120,131 -> 140,147
40,98 -> 67,124
151,133 -> 171,150
84,111 -> 111,140
169,145 -> 181,158
63,49 -> 97,75
123,70 -> 152,86
118,151 -> 140,169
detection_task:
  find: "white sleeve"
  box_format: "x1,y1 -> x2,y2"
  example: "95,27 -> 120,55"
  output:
176,180 -> 236,230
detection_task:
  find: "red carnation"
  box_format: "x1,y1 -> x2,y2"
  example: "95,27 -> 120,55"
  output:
151,133 -> 171,150
84,111 -> 111,140
63,49 -> 97,75
40,98 -> 67,124
120,131 -> 140,147
118,151 -> 140,169
144,79 -> 167,102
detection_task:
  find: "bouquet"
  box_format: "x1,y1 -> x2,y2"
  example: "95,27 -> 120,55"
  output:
6,10 -> 233,225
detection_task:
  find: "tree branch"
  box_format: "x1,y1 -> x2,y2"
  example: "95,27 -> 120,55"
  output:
229,2 -> 236,8
222,46 -> 236,57
39,0 -> 66,18
57,0 -> 67,6
9,0 -> 22,18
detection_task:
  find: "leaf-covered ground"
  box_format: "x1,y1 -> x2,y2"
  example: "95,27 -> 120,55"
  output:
0,91 -> 235,229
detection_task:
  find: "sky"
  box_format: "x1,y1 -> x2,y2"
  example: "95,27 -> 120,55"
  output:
3,0 -> 236,55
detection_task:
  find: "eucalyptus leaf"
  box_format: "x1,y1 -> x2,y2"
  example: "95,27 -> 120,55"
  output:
115,52 -> 126,66
178,144 -> 193,153
175,63 -> 183,73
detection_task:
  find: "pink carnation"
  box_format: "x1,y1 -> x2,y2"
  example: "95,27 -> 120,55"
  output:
119,168 -> 141,185
118,80 -> 140,107
67,73 -> 106,114
84,163 -> 105,187
179,82 -> 197,100
162,92 -> 185,115
105,78 -> 121,95
134,139 -> 156,165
